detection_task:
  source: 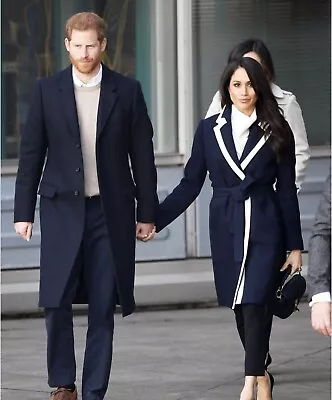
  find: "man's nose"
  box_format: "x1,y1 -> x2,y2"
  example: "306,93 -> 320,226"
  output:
81,47 -> 88,58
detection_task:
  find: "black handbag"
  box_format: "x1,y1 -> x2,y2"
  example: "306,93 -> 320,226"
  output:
273,267 -> 307,319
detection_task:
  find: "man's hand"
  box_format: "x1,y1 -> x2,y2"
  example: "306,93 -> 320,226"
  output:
136,222 -> 155,242
15,222 -> 33,241
311,302 -> 332,336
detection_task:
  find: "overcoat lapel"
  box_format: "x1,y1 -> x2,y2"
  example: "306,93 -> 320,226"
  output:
214,106 -> 270,173
220,106 -> 241,167
57,65 -> 119,140
213,106 -> 244,180
240,123 -> 270,170
97,67 -> 118,138
239,122 -> 263,163
58,66 -> 81,141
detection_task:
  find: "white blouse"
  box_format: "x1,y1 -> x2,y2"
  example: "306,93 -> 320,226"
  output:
231,105 -> 257,159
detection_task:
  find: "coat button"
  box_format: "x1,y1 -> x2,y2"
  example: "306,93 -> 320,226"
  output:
74,190 -> 79,196
76,144 -> 80,148
75,167 -> 81,172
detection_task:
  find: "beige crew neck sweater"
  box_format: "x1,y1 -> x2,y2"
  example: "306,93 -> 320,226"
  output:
74,84 -> 101,197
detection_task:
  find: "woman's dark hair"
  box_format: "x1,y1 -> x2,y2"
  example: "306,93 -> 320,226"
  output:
227,38 -> 276,82
219,57 -> 292,158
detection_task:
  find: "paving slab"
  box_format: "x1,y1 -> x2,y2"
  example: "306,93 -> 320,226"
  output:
2,307 -> 331,399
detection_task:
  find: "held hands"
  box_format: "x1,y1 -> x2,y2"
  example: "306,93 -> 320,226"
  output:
15,221 -> 155,243
311,302 -> 332,337
280,250 -> 302,275
136,222 -> 156,242
15,222 -> 33,241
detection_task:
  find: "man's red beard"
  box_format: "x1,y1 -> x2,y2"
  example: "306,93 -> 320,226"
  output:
70,55 -> 101,74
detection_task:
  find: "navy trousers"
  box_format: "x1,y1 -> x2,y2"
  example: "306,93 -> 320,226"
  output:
45,196 -> 117,400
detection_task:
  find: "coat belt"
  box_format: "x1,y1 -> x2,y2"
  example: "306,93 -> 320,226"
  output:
212,184 -> 273,263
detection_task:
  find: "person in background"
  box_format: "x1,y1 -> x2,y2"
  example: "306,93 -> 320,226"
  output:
206,38 -> 310,191
308,174 -> 331,337
155,57 -> 303,400
14,12 -> 157,400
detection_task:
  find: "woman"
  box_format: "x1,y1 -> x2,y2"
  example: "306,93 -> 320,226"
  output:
156,58 -> 303,400
205,38 -> 310,191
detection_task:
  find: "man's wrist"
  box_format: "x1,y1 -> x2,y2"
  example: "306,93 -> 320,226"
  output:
309,292 -> 331,307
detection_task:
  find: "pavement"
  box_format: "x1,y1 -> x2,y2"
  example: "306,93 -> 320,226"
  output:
2,306 -> 331,400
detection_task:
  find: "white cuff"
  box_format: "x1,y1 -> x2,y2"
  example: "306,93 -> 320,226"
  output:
309,292 -> 331,307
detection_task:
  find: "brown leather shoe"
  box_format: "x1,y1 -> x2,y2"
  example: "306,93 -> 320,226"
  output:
50,387 -> 78,400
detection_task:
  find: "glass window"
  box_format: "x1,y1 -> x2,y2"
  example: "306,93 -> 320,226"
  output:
1,0 -> 178,160
192,0 -> 331,147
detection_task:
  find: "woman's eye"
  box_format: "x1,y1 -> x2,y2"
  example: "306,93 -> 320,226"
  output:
234,83 -> 240,87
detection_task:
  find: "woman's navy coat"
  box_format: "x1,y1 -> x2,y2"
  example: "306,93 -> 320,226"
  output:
157,106 -> 303,309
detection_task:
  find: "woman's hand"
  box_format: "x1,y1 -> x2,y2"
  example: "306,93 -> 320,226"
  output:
280,250 -> 302,275
136,223 -> 156,242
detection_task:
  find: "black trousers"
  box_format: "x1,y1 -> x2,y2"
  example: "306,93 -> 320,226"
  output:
234,304 -> 273,376
44,196 -> 117,400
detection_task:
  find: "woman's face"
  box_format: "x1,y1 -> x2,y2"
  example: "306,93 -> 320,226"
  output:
228,67 -> 257,116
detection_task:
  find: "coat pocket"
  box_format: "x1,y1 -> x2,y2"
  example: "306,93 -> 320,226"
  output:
38,182 -> 57,198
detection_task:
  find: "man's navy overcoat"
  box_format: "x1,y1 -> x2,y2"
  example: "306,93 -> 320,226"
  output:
157,106 -> 303,308
14,65 -> 158,317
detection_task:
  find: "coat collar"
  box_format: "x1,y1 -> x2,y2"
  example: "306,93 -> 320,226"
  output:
271,83 -> 283,99
57,64 -> 118,139
216,105 -> 240,167
58,66 -> 80,141
214,105 -> 269,173
96,65 -> 118,137
240,121 -> 263,163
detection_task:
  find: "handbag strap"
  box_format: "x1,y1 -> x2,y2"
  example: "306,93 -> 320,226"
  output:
276,270 -> 302,299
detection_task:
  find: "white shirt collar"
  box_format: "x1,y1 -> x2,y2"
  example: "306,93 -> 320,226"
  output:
231,105 -> 257,158
231,105 -> 257,127
72,64 -> 103,87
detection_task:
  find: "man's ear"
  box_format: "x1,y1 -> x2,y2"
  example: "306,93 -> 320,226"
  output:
64,38 -> 70,52
101,38 -> 107,52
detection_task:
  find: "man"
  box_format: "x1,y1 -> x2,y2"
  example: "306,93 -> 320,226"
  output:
308,174 -> 331,337
14,12 -> 157,400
